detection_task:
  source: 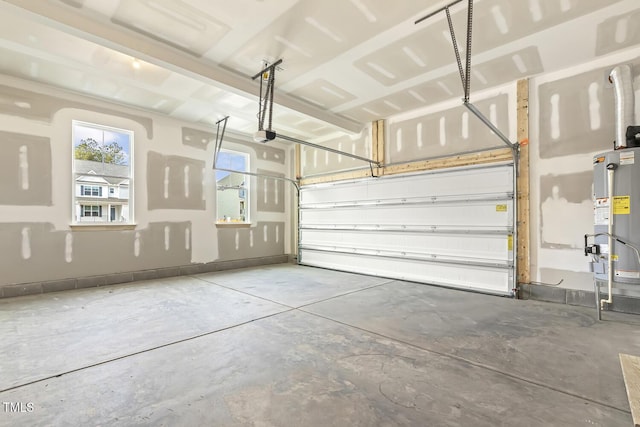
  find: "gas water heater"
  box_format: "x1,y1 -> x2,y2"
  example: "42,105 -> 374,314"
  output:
586,64 -> 640,315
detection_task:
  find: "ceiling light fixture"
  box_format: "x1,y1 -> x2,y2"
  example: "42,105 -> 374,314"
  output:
132,59 -> 141,69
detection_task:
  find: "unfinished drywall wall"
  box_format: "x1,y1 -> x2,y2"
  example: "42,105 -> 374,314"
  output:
299,124 -> 372,177
0,75 -> 290,290
0,131 -> 52,206
539,172 -> 592,249
530,46 -> 640,293
343,47 -> 542,124
596,8 -> 640,57
0,84 -> 153,138
257,169 -> 285,213
147,152 -> 206,210
182,127 -> 214,150
354,0 -> 617,88
538,68 -> 619,158
217,221 -> 285,261
0,222 -> 192,284
387,95 -> 510,164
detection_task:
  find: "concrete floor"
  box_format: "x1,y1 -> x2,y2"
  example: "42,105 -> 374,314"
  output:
0,264 -> 639,426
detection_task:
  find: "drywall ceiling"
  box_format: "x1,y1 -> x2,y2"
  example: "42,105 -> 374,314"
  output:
0,0 -> 637,142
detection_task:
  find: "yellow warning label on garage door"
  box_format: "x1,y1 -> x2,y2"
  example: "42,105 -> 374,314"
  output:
508,235 -> 513,251
496,204 -> 507,212
613,196 -> 630,215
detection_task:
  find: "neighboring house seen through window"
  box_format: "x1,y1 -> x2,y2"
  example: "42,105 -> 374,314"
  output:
215,150 -> 249,223
72,121 -> 133,224
82,205 -> 102,217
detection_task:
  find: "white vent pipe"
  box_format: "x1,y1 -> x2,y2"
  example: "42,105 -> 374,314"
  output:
609,65 -> 634,149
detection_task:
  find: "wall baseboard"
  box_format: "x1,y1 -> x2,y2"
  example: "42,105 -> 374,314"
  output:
0,255 -> 290,299
519,284 -> 640,315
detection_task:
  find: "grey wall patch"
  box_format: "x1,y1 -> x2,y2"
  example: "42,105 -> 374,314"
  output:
217,222 -> 285,261
387,95 -> 509,164
225,133 -> 285,164
0,85 -> 154,138
182,127 -> 214,150
254,145 -> 285,165
147,151 -> 206,210
290,79 -> 357,109
353,0 -> 612,86
301,133 -> 370,176
0,131 -> 51,206
257,169 -> 285,213
537,64 -> 633,158
345,47 -> 542,123
0,222 -> 191,286
596,8 -> 640,57
540,172 -> 592,249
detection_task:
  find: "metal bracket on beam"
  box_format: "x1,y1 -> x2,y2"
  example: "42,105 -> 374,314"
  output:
464,103 -> 515,148
414,0 -> 464,24
213,116 -> 229,167
251,59 -> 283,81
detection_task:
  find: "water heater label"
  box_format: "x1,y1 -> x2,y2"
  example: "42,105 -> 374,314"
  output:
620,151 -> 635,165
615,270 -> 640,279
613,196 -> 630,215
594,198 -> 609,225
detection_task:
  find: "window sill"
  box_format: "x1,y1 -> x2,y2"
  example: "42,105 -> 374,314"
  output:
215,222 -> 252,228
70,224 -> 137,231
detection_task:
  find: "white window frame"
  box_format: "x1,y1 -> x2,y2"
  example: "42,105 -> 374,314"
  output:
72,121 -> 134,227
215,149 -> 250,225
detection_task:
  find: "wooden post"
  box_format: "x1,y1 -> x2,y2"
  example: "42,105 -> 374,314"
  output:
517,78 -> 531,286
294,144 -> 301,180
373,120 -> 385,174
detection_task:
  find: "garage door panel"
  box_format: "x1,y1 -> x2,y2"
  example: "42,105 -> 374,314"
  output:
300,202 -> 513,228
300,167 -> 513,205
300,229 -> 511,262
299,164 -> 515,295
301,250 -> 511,295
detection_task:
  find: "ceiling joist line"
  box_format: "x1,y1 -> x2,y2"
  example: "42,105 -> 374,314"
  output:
249,60 -> 381,171
415,0 -> 516,150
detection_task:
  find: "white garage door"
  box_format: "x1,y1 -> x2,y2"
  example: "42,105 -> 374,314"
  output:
298,163 -> 515,295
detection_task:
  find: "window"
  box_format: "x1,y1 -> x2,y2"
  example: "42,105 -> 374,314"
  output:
72,121 -> 133,224
80,185 -> 102,197
81,205 -> 102,217
215,150 -> 249,223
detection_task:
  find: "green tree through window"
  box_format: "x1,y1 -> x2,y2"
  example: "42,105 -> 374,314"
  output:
74,137 -> 126,165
